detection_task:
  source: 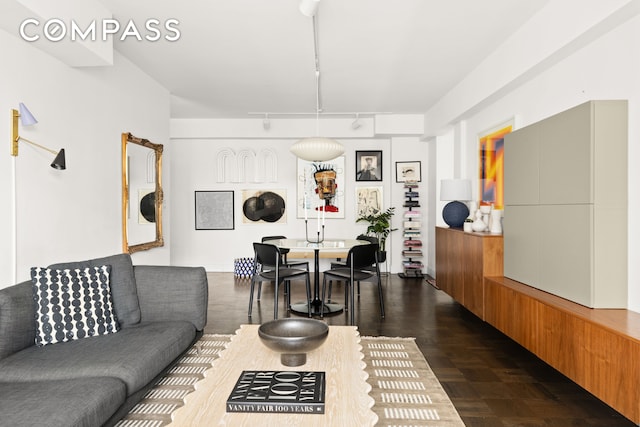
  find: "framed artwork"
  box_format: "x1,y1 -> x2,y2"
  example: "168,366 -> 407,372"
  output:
241,189 -> 287,224
479,120 -> 513,209
395,161 -> 421,183
356,186 -> 383,218
138,189 -> 156,224
195,191 -> 234,230
355,150 -> 382,181
297,156 -> 345,219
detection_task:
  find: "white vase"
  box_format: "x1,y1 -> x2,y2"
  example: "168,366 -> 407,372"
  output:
471,218 -> 486,232
489,209 -> 503,234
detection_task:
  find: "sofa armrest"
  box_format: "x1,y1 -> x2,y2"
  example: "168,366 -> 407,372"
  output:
0,281 -> 36,360
133,266 -> 208,331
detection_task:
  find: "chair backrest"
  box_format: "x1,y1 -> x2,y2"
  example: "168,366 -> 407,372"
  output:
261,235 -> 286,242
253,242 -> 282,268
261,236 -> 289,257
356,234 -> 378,244
346,243 -> 380,270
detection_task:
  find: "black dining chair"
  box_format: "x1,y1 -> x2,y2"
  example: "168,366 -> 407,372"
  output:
257,236 -> 309,301
261,236 -> 309,270
321,243 -> 384,325
248,242 -> 311,319
327,235 -> 377,301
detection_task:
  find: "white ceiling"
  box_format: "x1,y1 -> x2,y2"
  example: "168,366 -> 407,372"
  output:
98,0 -> 549,118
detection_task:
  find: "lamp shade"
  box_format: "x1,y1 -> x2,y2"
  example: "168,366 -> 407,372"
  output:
51,149 -> 66,170
18,103 -> 37,126
290,137 -> 344,162
440,179 -> 471,201
299,0 -> 321,17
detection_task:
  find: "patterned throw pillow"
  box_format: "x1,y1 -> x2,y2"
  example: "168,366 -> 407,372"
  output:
31,265 -> 119,346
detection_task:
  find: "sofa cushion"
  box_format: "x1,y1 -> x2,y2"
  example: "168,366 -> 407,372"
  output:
49,253 -> 141,327
0,321 -> 196,395
0,377 -> 126,427
0,281 -> 36,360
31,266 -> 119,346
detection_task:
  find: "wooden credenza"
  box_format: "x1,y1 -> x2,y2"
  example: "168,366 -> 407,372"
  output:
484,276 -> 640,424
435,226 -> 503,318
435,225 -> 640,424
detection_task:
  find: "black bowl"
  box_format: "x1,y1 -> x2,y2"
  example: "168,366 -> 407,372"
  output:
258,318 -> 329,366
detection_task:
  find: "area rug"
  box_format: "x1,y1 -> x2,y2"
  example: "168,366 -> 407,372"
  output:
115,334 -> 464,427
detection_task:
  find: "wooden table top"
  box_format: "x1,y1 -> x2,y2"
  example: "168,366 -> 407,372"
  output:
170,324 -> 378,426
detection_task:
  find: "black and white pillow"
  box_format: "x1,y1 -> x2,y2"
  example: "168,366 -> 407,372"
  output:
31,265 -> 119,346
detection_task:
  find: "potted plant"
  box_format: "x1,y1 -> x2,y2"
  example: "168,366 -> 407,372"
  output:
356,207 -> 397,262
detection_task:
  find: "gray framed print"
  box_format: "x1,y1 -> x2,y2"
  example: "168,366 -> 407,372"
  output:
396,161 -> 421,183
356,150 -> 382,181
195,191 -> 234,230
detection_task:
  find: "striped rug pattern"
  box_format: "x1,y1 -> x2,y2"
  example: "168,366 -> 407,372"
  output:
360,336 -> 465,426
115,334 -> 463,426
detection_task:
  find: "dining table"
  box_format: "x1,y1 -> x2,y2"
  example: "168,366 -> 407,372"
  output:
269,238 -> 370,316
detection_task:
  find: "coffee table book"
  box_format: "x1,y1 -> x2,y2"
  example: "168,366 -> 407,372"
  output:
226,370 -> 325,414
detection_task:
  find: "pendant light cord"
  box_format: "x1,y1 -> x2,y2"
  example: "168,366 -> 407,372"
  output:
313,15 -> 321,136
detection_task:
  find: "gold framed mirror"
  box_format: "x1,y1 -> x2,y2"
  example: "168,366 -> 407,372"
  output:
121,132 -> 164,253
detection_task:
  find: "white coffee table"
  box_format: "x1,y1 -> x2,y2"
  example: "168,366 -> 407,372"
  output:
170,324 -> 377,426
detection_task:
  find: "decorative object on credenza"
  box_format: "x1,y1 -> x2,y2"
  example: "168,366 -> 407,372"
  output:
479,204 -> 492,230
11,103 -> 66,169
440,179 -> 471,228
471,209 -> 487,232
463,218 -> 473,232
258,318 -> 329,367
227,370 -> 325,414
489,208 -> 503,234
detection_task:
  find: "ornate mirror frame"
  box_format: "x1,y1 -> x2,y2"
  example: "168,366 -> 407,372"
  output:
121,132 -> 164,253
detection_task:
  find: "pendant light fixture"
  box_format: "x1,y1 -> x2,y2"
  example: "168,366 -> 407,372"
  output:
290,1 -> 344,162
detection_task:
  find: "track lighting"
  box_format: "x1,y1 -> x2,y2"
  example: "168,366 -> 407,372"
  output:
263,113 -> 271,131
351,113 -> 362,130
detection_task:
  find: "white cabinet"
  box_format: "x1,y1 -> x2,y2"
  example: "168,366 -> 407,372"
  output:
503,100 -> 627,308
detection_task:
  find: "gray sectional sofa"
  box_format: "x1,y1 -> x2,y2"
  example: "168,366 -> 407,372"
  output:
0,253 -> 208,427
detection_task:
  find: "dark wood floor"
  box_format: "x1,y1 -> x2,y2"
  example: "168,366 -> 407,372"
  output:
204,272 -> 635,426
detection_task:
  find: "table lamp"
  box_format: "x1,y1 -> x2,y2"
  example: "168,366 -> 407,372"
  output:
440,179 -> 471,228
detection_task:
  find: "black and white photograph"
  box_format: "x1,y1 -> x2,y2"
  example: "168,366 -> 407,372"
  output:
355,151 -> 382,181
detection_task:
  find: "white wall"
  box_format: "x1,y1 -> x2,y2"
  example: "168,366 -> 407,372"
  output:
169,119 -> 426,274
0,29 -> 171,288
425,4 -> 640,310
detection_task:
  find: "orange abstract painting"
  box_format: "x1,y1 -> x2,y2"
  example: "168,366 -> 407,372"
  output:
479,124 -> 512,209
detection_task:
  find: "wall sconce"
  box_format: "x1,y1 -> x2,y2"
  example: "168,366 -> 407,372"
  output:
11,103 -> 66,170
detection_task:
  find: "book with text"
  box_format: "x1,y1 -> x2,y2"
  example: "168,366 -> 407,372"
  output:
226,370 -> 325,414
